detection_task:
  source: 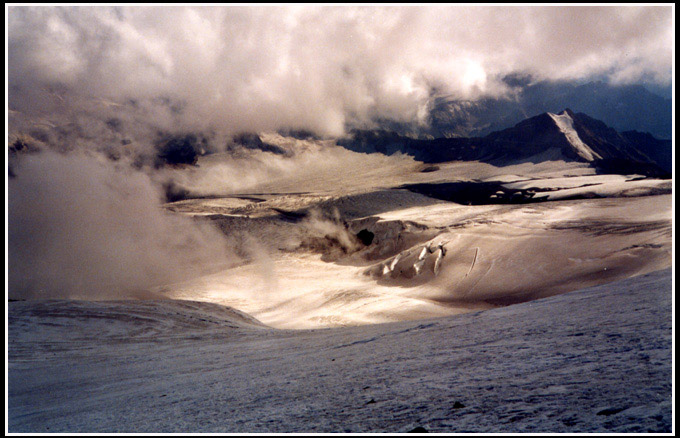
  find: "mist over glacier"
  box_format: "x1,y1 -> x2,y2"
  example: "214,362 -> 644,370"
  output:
6,5 -> 674,433
8,151 -> 238,300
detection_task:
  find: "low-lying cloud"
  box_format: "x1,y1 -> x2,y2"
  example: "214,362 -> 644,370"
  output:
8,151 -> 237,299
8,5 -> 673,138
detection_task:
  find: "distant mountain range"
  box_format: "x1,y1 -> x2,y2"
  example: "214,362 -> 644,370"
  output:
148,97 -> 672,179
339,109 -> 672,178
381,80 -> 672,141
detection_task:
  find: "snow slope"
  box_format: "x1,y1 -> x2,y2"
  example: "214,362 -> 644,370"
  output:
160,189 -> 671,329
7,140 -> 673,433
7,268 -> 672,433
148,146 -> 672,331
548,111 -> 602,161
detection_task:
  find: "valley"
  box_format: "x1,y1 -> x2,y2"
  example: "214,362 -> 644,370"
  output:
7,5 -> 674,433
154,137 -> 671,329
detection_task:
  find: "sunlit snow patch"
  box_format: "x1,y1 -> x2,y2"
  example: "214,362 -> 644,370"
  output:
548,111 -> 602,161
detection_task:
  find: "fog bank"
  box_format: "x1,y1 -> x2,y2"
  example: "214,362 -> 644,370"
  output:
8,152 -> 236,300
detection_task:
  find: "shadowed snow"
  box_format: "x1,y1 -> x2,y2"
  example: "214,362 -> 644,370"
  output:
8,268 -> 672,433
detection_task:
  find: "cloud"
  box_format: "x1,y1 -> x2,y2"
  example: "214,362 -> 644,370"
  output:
8,5 -> 673,137
8,151 -> 237,299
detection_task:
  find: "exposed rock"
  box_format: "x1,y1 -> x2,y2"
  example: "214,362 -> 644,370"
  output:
155,134 -> 206,167
356,229 -> 375,246
232,132 -> 288,155
420,165 -> 440,173
597,407 -> 626,416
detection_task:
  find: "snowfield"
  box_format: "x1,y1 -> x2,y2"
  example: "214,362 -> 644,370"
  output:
8,268 -> 672,433
7,5 -> 675,434
7,140 -> 673,433
157,149 -> 671,329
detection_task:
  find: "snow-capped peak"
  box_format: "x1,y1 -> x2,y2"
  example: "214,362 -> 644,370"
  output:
548,110 -> 602,161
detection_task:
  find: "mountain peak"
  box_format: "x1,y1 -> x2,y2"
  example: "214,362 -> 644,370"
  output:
339,109 -> 670,176
546,110 -> 601,161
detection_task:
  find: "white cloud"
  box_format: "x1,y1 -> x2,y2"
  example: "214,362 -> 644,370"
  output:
8,151 -> 237,299
8,5 -> 673,136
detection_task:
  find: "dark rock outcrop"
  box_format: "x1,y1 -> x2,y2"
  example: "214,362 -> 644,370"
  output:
155,134 -> 207,167
232,132 -> 288,155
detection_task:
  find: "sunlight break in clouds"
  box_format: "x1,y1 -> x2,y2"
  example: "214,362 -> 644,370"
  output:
8,5 -> 673,137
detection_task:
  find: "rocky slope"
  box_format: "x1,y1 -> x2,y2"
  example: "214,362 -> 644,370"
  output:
340,109 -> 671,176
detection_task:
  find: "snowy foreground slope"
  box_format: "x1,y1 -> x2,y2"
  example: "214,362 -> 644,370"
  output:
8,268 -> 672,433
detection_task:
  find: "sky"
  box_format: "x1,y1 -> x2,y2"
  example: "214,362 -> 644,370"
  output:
7,5 -> 674,137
